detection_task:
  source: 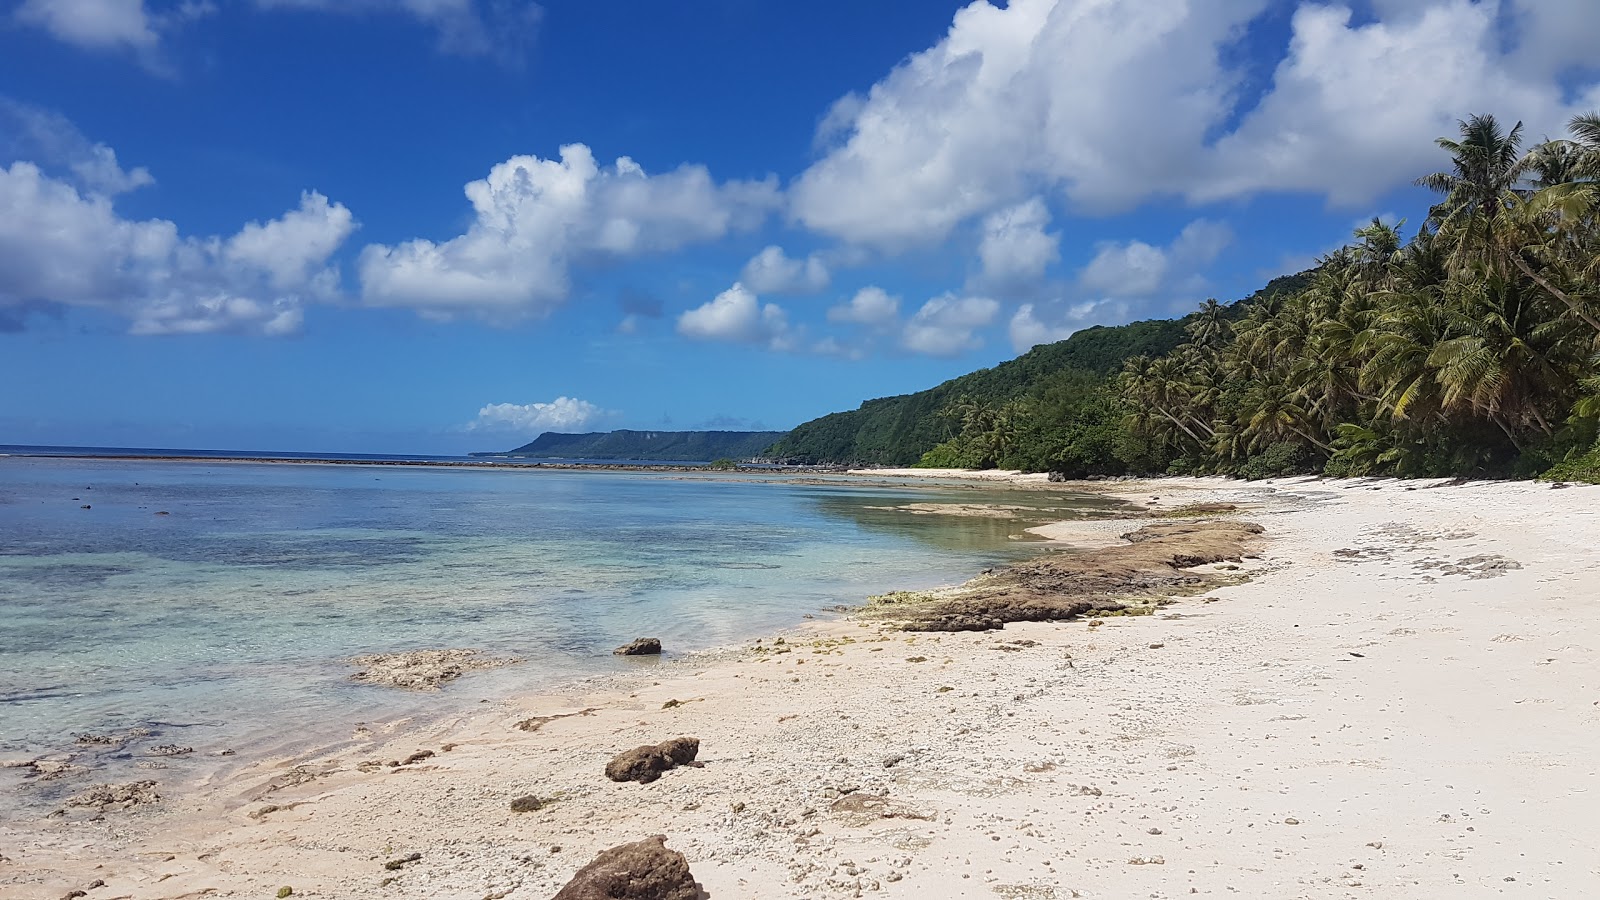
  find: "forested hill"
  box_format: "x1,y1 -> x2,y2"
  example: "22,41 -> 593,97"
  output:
766,271 -> 1313,466
484,430 -> 786,461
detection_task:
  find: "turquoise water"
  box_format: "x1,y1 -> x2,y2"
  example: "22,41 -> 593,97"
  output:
0,458 -> 1116,805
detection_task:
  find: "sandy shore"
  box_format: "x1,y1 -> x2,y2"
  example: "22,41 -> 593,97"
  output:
4,475 -> 1598,898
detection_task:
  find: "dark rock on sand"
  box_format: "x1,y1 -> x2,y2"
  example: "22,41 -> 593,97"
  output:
552,835 -> 700,900
605,737 -> 700,784
509,794 -> 545,812
613,637 -> 663,656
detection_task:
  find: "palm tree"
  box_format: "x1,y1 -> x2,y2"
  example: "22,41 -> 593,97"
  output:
1416,114 -> 1531,269
1185,298 -> 1230,350
1428,273 -> 1584,446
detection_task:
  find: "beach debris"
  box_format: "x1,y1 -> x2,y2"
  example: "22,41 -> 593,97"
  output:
830,793 -> 934,824
515,708 -> 598,732
509,794 -> 546,812
248,802 -> 301,820
604,737 -> 701,784
384,852 -> 422,871
65,780 -> 160,811
146,744 -> 193,756
551,835 -> 700,900
276,887 -> 294,898
349,648 -> 517,690
613,637 -> 663,656
401,750 -> 434,765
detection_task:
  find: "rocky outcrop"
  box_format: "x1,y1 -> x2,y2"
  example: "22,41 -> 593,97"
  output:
875,520 -> 1265,632
613,638 -> 662,656
66,781 -> 160,811
604,737 -> 700,784
551,836 -> 700,900
348,649 -> 517,690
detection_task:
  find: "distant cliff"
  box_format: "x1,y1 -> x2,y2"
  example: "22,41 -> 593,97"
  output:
478,430 -> 788,462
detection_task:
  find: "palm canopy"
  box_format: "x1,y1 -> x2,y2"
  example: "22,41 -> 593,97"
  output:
1416,114 -> 1529,235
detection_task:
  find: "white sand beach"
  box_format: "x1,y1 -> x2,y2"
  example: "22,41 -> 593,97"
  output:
4,475 -> 1598,899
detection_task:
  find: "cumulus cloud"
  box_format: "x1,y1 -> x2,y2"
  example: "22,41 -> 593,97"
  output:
676,282 -> 792,349
1198,2 -> 1596,204
470,397 -> 603,434
976,196 -> 1059,288
0,159 -> 354,335
791,0 -> 1600,248
1079,219 -> 1233,299
826,285 -> 900,328
359,144 -> 779,322
739,245 -> 830,294
1008,298 -> 1129,353
902,293 -> 999,357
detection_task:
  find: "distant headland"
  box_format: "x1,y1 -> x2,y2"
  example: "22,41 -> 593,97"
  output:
475,429 -> 786,462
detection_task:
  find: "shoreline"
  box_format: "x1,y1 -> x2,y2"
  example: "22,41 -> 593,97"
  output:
4,474 -> 1598,898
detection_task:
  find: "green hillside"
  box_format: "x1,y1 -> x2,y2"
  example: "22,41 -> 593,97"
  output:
767,271 -> 1312,466
483,430 -> 786,462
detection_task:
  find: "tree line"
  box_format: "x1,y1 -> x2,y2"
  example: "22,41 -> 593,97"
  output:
918,112 -> 1600,482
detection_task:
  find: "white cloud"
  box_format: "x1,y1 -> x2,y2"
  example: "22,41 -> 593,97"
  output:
976,196 -> 1059,287
826,285 -> 900,327
1198,2 -> 1588,204
1079,219 -> 1233,299
359,144 -> 779,322
676,282 -> 792,349
0,99 -> 155,197
790,0 -> 1262,245
15,0 -> 161,51
791,0 -> 1600,248
1008,298 -> 1128,353
255,0 -> 543,65
739,245 -> 830,294
0,161 -> 353,335
226,191 -> 356,290
470,397 -> 603,433
17,0 -> 537,64
901,293 -> 999,357
1504,0 -> 1600,80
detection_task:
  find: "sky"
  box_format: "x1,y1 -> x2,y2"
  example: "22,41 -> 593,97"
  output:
2,0 -> 1599,454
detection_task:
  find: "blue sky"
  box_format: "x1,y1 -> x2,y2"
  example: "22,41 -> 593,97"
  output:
3,0 -> 1598,453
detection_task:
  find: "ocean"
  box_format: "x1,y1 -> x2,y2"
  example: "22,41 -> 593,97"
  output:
0,454 -> 1118,812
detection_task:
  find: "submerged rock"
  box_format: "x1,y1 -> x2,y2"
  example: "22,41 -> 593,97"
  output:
605,737 -> 700,784
552,835 -> 700,900
349,649 -> 518,690
613,637 -> 663,656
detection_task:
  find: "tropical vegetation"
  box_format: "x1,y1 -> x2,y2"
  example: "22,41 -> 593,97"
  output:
771,112 -> 1600,482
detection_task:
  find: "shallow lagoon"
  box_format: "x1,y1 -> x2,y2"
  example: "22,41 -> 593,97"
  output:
0,458 -> 1117,804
